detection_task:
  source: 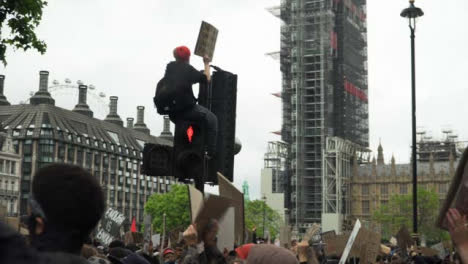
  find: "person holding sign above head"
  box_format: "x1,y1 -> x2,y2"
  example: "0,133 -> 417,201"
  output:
154,46 -> 218,158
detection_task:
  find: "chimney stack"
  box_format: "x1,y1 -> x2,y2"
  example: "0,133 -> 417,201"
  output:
72,85 -> 93,117
160,116 -> 173,140
30,71 -> 55,105
104,96 -> 123,126
134,106 -> 150,134
127,118 -> 134,129
0,75 -> 10,106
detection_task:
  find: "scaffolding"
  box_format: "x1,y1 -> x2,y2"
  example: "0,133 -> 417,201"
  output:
270,0 -> 369,232
417,129 -> 464,162
322,137 -> 370,217
264,141 -> 289,194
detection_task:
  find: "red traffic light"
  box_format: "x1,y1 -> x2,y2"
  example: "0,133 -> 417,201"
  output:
187,126 -> 194,143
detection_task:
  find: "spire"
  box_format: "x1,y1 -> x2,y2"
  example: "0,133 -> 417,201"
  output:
72,85 -> 93,117
134,106 -> 150,134
371,156 -> 377,176
30,71 -> 55,105
377,140 -> 385,165
429,152 -> 435,176
391,154 -> 396,176
0,75 -> 10,105
160,116 -> 173,140
242,181 -> 250,202
449,151 -> 455,176
104,96 -> 123,126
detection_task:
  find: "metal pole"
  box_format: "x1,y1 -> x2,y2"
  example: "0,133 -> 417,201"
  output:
263,196 -> 266,238
410,24 -> 418,236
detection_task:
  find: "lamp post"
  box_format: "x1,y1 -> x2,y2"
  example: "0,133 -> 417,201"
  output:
262,195 -> 267,239
400,0 -> 424,240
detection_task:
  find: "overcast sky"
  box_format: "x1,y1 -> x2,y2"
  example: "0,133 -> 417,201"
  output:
1,0 -> 468,200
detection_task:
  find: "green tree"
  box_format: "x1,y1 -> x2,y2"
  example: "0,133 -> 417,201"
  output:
144,184 -> 191,234
0,0 -> 48,65
244,199 -> 283,239
372,187 -> 449,244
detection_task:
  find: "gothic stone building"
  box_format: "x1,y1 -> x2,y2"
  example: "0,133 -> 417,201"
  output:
351,142 -> 457,222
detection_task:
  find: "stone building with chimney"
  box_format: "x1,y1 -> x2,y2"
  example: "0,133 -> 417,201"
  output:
0,71 -> 174,229
350,141 -> 459,222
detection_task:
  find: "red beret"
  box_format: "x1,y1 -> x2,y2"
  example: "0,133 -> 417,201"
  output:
174,46 -> 191,62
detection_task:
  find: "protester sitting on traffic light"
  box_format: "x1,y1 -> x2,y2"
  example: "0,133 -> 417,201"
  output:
154,46 -> 218,158
0,163 -> 105,264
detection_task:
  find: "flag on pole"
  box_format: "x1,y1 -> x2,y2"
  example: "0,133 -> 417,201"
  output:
131,218 -> 137,233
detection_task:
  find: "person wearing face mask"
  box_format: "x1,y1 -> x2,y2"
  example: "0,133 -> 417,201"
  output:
0,163 -> 106,264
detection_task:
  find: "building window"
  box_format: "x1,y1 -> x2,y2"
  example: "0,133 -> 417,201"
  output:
76,148 -> 83,165
381,185 -> 388,195
86,152 -> 92,169
362,185 -> 369,196
439,183 -> 448,194
10,161 -> 15,174
400,184 -> 408,194
57,143 -> 66,163
362,201 -> 370,214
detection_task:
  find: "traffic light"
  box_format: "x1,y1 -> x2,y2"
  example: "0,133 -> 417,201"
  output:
142,143 -> 173,176
206,68 -> 238,183
173,120 -> 206,190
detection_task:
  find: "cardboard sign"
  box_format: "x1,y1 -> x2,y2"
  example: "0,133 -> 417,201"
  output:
280,226 -> 292,248
194,194 -> 233,238
358,229 -> 381,264
218,173 -> 245,245
396,226 -> 413,253
339,219 -> 361,264
303,224 -> 321,242
152,234 -> 161,247
217,207 -> 236,252
188,185 -> 204,223
96,208 -> 126,246
437,146 -> 468,229
324,234 -> 348,256
194,21 -> 218,60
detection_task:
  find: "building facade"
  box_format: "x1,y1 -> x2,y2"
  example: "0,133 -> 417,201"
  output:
261,141 -> 288,223
0,71 -> 174,229
0,131 -> 22,217
350,142 -> 457,223
271,0 -> 369,231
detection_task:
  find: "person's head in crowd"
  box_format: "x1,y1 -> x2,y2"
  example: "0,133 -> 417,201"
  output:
235,243 -> 255,260
109,240 -> 126,249
163,248 -> 176,264
120,253 -> 151,264
126,243 -> 139,252
81,244 -> 98,259
228,258 -> 245,264
202,219 -> 220,247
27,163 -> 105,254
246,244 -> 299,264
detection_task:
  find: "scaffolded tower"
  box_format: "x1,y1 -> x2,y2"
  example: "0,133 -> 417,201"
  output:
269,0 -> 369,232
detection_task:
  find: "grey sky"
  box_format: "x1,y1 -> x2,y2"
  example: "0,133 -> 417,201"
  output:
1,0 -> 467,200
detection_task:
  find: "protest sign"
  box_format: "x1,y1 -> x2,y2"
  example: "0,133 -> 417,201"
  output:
217,207 -> 236,252
96,208 -> 126,246
396,226 -> 413,254
359,229 -> 381,264
280,226 -> 292,248
194,21 -> 218,60
218,172 -> 245,245
194,194 -> 233,239
339,219 -> 361,264
437,147 -> 468,229
152,234 -> 161,247
188,185 -> 204,223
324,234 -> 348,256
303,224 -> 321,242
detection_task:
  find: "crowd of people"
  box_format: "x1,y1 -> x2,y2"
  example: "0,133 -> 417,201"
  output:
1,163 -> 468,264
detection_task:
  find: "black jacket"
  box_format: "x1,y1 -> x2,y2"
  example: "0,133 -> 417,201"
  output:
163,61 -> 207,112
0,221 -> 90,264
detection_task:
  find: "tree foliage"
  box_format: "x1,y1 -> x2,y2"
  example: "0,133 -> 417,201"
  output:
144,184 -> 191,234
0,0 -> 48,65
244,199 -> 283,239
372,187 -> 449,244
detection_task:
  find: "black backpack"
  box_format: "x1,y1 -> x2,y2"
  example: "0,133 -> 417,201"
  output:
154,77 -> 177,115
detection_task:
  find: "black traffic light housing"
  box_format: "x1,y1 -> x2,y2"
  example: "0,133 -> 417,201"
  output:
142,143 -> 173,176
173,120 -> 207,191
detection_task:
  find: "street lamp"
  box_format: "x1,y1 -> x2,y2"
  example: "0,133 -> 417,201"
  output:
262,195 -> 267,239
400,0 -> 424,240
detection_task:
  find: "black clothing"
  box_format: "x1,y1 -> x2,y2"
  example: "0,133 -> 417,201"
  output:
164,61 -> 208,112
0,221 -> 89,264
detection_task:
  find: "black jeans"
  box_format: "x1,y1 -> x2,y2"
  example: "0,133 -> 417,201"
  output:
170,104 -> 218,155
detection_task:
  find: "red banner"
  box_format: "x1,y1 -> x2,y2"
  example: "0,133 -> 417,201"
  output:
344,79 -> 368,102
